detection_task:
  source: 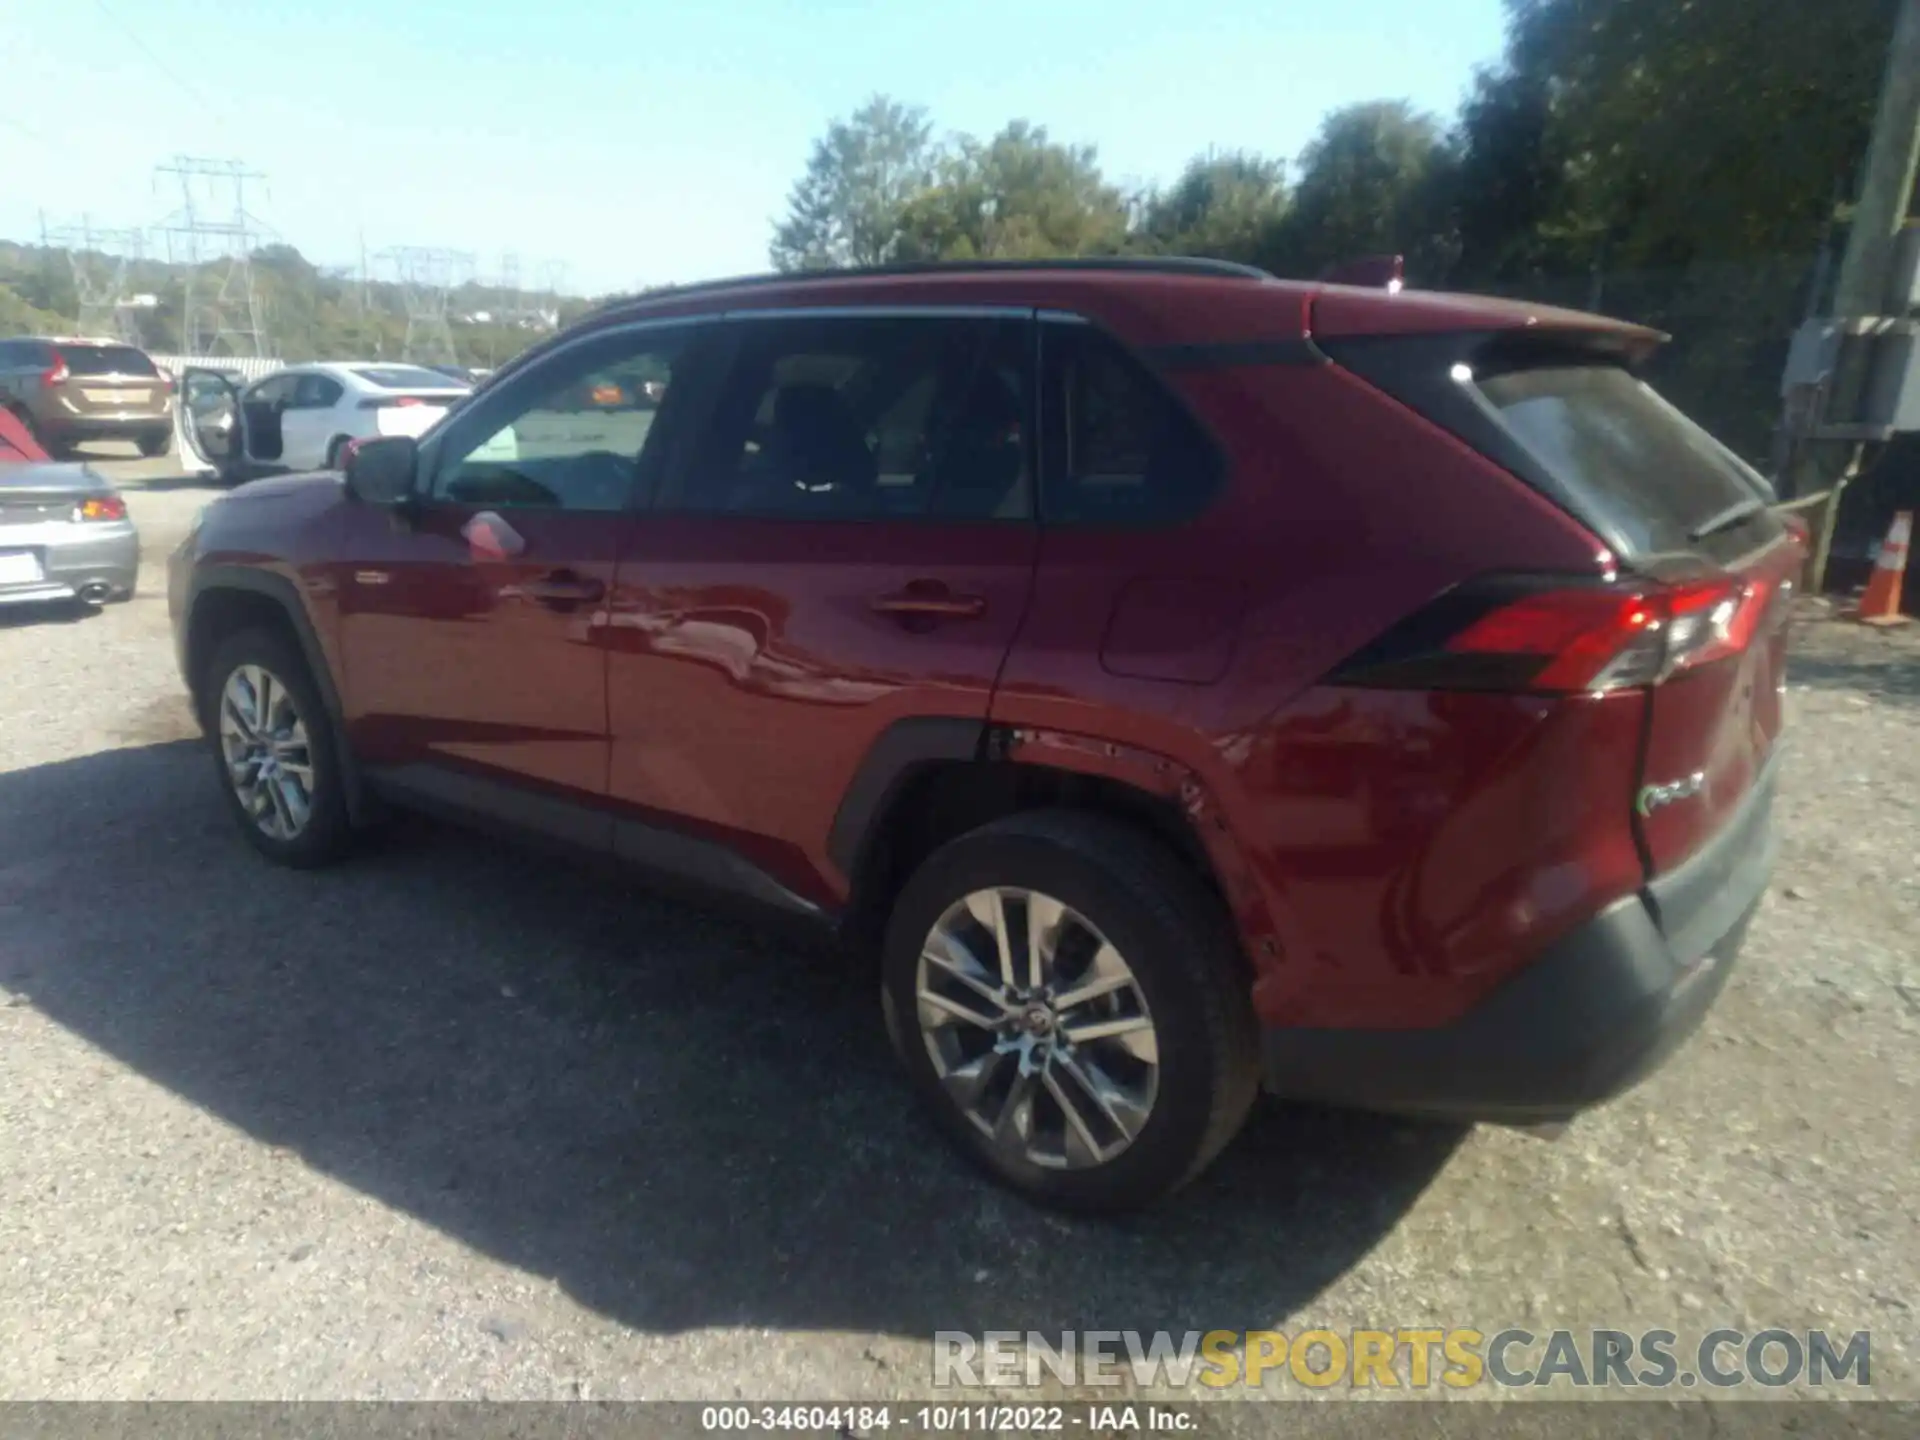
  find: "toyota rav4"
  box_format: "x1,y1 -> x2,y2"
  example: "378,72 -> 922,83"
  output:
169,258 -> 1799,1212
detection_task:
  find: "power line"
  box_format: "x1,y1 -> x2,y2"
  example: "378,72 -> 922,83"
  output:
91,0 -> 228,131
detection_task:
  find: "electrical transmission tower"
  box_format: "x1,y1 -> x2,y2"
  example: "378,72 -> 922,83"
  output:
39,215 -> 148,340
154,156 -> 273,357
375,247 -> 474,365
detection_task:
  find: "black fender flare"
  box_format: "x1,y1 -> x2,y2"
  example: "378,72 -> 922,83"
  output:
186,565 -> 368,823
826,716 -> 986,883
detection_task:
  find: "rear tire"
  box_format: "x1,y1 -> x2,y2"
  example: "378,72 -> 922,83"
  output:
137,431 -> 172,458
880,810 -> 1261,1213
203,627 -> 356,868
323,436 -> 351,470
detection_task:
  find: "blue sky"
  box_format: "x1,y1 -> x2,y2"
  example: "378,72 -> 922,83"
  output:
3,0 -> 1509,295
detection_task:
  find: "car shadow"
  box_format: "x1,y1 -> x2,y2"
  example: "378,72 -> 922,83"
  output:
0,741 -> 1463,1342
1790,650 -> 1920,708
0,598 -> 94,629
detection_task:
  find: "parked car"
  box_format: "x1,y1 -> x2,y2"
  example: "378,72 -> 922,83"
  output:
0,406 -> 139,607
0,336 -> 174,458
168,258 -> 1798,1212
178,362 -> 470,479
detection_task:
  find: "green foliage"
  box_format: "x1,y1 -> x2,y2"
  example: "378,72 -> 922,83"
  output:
771,95 -> 937,270
893,121 -> 1130,262
0,239 -> 562,369
1134,152 -> 1289,265
1262,101 -> 1457,279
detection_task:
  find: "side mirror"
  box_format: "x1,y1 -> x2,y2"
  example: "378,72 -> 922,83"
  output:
343,435 -> 418,504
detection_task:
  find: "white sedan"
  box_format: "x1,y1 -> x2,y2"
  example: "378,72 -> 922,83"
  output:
180,362 -> 471,477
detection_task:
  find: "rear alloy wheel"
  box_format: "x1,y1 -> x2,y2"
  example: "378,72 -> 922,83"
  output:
882,810 -> 1260,1212
205,628 -> 355,867
917,887 -> 1161,1169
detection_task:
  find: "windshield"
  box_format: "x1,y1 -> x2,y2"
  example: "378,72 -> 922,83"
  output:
1476,364 -> 1773,557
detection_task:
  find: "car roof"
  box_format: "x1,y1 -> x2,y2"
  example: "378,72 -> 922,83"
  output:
559,257 -> 1661,362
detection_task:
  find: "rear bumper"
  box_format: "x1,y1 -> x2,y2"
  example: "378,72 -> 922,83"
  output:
0,522 -> 140,605
44,415 -> 172,442
1262,752 -> 1779,1124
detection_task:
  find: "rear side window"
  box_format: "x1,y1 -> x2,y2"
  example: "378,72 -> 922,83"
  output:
1476,364 -> 1772,556
670,314 -> 1032,522
1040,323 -> 1222,526
59,345 -> 158,378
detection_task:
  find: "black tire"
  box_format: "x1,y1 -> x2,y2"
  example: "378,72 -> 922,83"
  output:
137,431 -> 172,458
203,626 -> 356,868
881,810 -> 1261,1213
324,436 -> 350,470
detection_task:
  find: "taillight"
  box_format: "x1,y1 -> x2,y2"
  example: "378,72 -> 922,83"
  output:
73,495 -> 128,523
1334,574 -> 1768,694
41,355 -> 70,388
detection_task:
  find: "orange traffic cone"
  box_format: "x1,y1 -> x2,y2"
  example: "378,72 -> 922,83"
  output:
1856,509 -> 1913,626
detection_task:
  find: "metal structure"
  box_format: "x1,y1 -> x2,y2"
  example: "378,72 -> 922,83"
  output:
38,215 -> 150,341
154,156 -> 273,358
375,246 -> 474,365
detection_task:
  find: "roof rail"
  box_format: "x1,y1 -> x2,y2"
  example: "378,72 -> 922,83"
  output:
594,256 -> 1274,314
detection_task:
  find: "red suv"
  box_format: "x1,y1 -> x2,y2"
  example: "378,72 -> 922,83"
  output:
169,259 -> 1798,1211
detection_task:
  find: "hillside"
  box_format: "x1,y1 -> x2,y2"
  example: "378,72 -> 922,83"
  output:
0,241 -> 603,366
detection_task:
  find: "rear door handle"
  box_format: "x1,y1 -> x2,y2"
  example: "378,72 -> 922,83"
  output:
520,571 -> 605,608
871,587 -> 987,620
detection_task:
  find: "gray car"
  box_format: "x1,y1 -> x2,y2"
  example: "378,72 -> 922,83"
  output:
0,461 -> 139,607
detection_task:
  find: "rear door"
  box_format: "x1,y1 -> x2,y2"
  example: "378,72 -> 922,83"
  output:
604,309 -> 1039,904
283,372 -> 345,470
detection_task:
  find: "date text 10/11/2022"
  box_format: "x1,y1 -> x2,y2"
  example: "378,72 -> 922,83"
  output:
700,1405 -> 1196,1433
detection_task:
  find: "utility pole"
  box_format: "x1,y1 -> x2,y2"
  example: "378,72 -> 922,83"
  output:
1833,0 -> 1920,320
1779,0 -> 1920,599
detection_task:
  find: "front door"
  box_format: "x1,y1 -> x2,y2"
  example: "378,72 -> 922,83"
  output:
333,321 -> 703,826
605,310 -> 1040,905
179,368 -> 243,478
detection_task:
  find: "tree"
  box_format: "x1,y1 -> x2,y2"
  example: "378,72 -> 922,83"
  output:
1494,0 -> 1891,269
1264,101 -> 1456,280
892,121 -> 1130,262
1135,151 -> 1289,264
770,96 -> 936,271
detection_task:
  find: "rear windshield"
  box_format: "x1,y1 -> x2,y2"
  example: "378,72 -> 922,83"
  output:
352,365 -> 465,390
59,345 -> 158,378
1476,364 -> 1771,556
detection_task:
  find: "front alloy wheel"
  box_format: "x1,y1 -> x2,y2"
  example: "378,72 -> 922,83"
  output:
917,887 -> 1161,1171
218,663 -> 316,840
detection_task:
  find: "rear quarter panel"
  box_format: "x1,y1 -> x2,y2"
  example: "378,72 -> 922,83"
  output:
991,353 -> 1625,1029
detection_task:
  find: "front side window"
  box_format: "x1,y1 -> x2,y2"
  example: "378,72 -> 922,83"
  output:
429,327 -> 689,512
670,314 -> 1031,522
1039,323 -> 1223,526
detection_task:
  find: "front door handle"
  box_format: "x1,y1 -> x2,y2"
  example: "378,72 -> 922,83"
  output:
871,586 -> 987,621
521,571 -> 605,609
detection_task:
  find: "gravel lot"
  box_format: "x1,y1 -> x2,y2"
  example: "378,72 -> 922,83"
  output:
1,447 -> 1916,1407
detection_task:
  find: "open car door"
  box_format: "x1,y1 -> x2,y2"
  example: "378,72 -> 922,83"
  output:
179,369 -> 245,481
